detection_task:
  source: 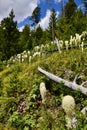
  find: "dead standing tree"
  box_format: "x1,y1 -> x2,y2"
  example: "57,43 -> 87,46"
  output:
38,66 -> 87,96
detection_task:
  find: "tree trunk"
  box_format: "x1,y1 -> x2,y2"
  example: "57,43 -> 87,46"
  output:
38,66 -> 87,95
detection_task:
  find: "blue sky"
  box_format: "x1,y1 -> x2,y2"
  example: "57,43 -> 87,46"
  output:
18,0 -> 83,31
0,0 -> 84,31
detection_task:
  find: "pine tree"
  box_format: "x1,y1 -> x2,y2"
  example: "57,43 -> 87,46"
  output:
64,0 -> 77,18
18,24 -> 32,51
48,8 -> 57,41
1,9 -> 19,60
35,25 -> 43,45
30,6 -> 41,28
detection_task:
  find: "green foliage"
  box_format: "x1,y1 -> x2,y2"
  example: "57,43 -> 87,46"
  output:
0,5 -> 87,129
0,48 -> 87,129
0,9 -> 19,60
71,9 -> 87,34
0,97 -> 17,123
0,61 -> 4,71
0,4 -> 87,61
9,112 -> 36,129
56,18 -> 73,40
1,10 -> 19,60
0,123 -> 16,130
48,8 -> 57,41
0,76 -> 3,96
56,8 -> 87,41
30,6 -> 41,27
37,96 -> 66,130
18,24 -> 32,52
11,64 -> 22,73
38,110 -> 57,130
64,0 -> 77,18
3,72 -> 23,97
7,82 -> 40,130
35,25 -> 43,46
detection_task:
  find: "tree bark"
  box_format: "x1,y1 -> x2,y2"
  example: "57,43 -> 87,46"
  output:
38,66 -> 87,95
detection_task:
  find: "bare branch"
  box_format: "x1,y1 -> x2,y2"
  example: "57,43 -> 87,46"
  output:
81,81 -> 87,86
38,66 -> 87,96
73,74 -> 79,84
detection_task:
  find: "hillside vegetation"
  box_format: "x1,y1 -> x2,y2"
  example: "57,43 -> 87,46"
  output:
0,0 -> 87,129
0,47 -> 87,130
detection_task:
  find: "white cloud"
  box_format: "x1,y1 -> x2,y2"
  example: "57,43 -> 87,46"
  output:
55,0 -> 62,3
56,11 -> 60,18
38,10 -> 51,30
18,26 -> 25,32
0,0 -> 39,22
77,3 -> 85,9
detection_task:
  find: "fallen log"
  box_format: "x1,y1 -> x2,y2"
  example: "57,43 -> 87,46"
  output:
38,66 -> 87,96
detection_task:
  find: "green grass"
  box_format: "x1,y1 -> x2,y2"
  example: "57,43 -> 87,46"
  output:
0,48 -> 87,129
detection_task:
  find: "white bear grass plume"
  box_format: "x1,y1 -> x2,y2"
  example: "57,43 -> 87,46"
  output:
62,95 -> 75,130
39,82 -> 46,104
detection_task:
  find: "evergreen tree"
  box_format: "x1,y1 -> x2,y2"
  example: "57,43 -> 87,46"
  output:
48,8 -> 57,41
0,9 -> 19,60
64,0 -> 77,18
18,24 -> 32,51
30,6 -> 41,28
0,26 -> 5,60
35,25 -> 43,45
71,8 -> 87,33
56,7 -> 87,41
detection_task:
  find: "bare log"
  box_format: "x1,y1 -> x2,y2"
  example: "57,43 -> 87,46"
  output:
38,66 -> 87,95
81,81 -> 87,86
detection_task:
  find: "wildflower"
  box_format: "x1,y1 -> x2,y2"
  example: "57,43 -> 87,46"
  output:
39,82 -> 46,104
62,95 -> 75,129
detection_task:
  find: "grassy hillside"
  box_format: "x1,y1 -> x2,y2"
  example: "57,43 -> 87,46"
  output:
0,48 -> 87,130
